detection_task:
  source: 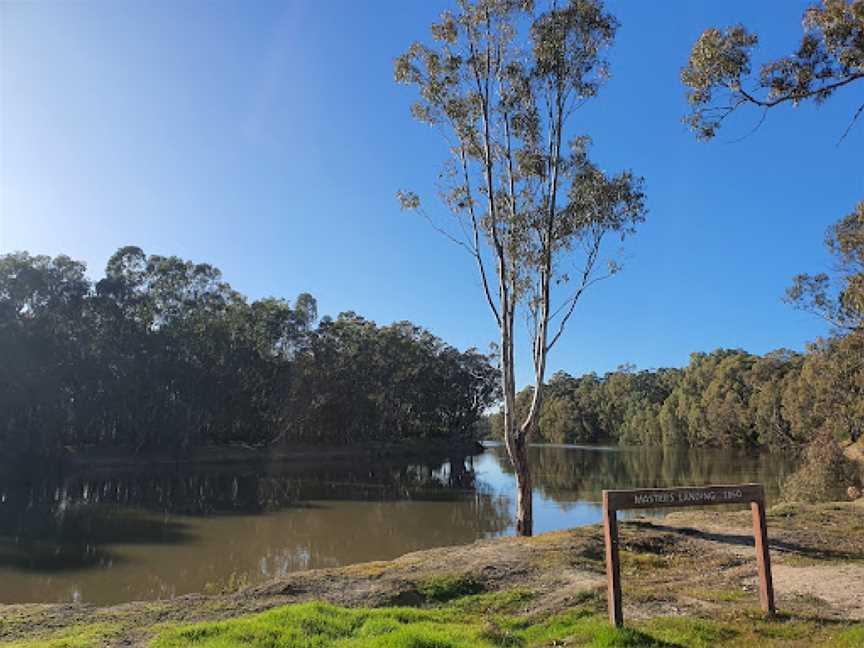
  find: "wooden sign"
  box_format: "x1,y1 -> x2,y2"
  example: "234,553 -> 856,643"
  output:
601,483 -> 775,627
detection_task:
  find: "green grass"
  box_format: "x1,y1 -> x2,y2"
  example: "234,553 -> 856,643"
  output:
823,625 -> 864,648
641,617 -> 739,648
446,589 -> 536,615
149,601 -> 518,648
619,550 -> 668,572
5,595 -> 863,648
143,598 -> 864,648
515,610 -> 675,647
0,623 -> 121,648
682,588 -> 748,603
641,612 -> 864,648
415,574 -> 485,603
148,601 -> 681,648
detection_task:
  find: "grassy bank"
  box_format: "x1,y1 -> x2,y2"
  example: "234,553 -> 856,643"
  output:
2,501 -> 862,648
145,599 -> 864,648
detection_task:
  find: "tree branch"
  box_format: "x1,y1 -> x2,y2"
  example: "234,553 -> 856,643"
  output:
737,72 -> 864,109
724,106 -> 768,144
416,207 -> 475,254
545,232 -> 605,352
837,101 -> 864,146
459,147 -> 502,327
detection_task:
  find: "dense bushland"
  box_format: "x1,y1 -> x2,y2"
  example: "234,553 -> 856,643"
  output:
490,339 -> 863,449
0,247 -> 499,459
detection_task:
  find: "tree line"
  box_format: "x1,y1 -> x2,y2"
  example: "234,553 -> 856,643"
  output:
0,246 -> 499,460
489,340 -> 861,449
491,195 -> 863,450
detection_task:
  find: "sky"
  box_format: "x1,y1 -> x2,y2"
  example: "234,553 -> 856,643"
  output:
1,0 -> 862,384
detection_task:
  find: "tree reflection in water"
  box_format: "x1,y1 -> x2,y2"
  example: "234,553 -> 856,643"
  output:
484,443 -> 797,512
0,453 -> 510,604
0,445 -> 796,604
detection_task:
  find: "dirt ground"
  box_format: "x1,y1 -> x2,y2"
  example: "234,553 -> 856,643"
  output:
1,500 -> 862,647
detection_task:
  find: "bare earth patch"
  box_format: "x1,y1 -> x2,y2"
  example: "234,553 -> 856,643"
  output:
769,563 -> 864,620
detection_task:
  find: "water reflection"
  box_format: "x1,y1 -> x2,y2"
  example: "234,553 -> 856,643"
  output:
0,455 -> 509,604
0,445 -> 796,604
487,443 -> 795,504
481,443 -> 797,533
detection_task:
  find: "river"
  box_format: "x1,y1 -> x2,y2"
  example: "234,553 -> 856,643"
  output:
0,443 -> 796,605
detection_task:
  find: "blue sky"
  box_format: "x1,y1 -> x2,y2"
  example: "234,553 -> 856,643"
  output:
1,1 -> 862,384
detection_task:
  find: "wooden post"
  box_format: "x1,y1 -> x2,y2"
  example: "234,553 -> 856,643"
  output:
751,496 -> 775,616
602,491 -> 623,627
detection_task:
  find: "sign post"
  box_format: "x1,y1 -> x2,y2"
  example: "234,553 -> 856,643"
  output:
601,483 -> 775,627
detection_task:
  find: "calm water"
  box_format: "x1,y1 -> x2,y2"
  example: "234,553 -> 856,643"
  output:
0,443 -> 796,605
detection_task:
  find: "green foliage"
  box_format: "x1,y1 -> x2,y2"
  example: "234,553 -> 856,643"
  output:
784,201 -> 864,443
489,340 -> 863,450
0,248 -> 499,458
788,334 -> 864,444
394,0 -> 647,315
679,2 -> 864,456
787,201 -> 864,336
681,0 -> 864,140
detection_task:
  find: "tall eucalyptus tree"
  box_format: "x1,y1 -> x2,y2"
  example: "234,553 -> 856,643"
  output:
395,0 -> 646,535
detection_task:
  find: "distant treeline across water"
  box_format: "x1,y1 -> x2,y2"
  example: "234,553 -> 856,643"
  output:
3,246 -> 861,460
490,339 -> 863,448
0,247 -> 499,459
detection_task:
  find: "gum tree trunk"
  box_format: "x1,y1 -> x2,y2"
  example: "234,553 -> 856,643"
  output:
508,431 -> 533,535
500,306 -> 534,537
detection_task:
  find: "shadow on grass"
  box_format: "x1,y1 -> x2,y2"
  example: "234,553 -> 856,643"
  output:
597,626 -> 684,647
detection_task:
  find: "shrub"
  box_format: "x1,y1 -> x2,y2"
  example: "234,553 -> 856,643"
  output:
783,432 -> 862,502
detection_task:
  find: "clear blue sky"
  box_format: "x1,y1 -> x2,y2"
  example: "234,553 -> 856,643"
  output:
1,1 -> 862,384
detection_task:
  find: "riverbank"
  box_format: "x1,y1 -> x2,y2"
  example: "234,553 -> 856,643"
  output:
34,434 -> 864,472
3,438 -> 486,473
2,500 -> 862,647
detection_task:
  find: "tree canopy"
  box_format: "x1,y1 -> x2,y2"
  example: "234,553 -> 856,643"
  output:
677,0 -> 864,504
0,248 -> 499,460
490,338 -> 862,448
681,0 -> 864,141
